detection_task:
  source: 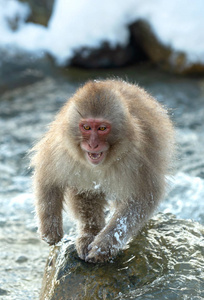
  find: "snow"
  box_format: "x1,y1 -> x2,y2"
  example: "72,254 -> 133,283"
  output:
0,0 -> 30,29
0,0 -> 30,45
0,0 -> 203,65
93,181 -> 101,190
113,217 -> 128,246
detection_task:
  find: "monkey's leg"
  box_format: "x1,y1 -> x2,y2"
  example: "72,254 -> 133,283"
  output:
35,186 -> 64,245
70,191 -> 106,260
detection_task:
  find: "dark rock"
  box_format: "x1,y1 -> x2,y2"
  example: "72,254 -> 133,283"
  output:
16,255 -> 28,263
0,288 -> 8,296
70,41 -> 147,69
20,0 -> 54,26
40,213 -> 204,300
130,20 -> 204,74
129,20 -> 172,66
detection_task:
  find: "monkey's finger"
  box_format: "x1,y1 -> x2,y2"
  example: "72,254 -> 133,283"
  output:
87,244 -> 93,251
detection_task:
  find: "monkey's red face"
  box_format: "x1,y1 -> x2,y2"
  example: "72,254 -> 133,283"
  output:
79,118 -> 111,165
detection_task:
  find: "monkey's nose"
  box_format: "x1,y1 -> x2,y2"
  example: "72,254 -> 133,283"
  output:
88,142 -> 99,149
88,133 -> 100,149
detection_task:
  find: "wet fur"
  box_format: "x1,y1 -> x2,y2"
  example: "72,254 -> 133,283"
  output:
31,79 -> 175,262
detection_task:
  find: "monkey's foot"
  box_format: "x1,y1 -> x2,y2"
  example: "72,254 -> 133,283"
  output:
76,233 -> 95,260
85,238 -> 118,263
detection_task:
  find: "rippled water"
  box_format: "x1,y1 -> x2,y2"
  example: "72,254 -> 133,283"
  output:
0,65 -> 204,299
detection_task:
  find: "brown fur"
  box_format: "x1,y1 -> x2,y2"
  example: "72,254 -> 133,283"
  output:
30,79 -> 175,263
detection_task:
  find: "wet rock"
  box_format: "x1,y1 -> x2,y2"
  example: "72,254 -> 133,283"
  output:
0,288 -> 8,296
40,213 -> 204,300
16,255 -> 28,263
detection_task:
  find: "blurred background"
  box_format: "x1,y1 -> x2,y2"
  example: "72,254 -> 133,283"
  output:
0,0 -> 204,299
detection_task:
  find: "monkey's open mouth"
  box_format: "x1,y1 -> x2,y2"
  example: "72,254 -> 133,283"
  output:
88,152 -> 102,160
86,152 -> 104,164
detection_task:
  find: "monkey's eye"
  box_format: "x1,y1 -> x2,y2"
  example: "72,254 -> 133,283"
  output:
98,126 -> 106,131
83,125 -> 91,130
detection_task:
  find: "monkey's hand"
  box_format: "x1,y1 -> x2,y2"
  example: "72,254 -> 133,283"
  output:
42,233 -> 62,245
85,212 -> 131,263
40,222 -> 63,245
85,234 -> 119,263
76,233 -> 95,260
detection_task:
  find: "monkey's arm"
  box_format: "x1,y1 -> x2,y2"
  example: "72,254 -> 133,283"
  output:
85,197 -> 154,263
35,184 -> 64,245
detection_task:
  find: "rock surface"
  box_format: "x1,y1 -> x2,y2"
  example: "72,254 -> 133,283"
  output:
40,213 -> 204,300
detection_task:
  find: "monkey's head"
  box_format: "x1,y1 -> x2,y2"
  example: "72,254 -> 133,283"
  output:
79,117 -> 111,165
63,80 -> 133,167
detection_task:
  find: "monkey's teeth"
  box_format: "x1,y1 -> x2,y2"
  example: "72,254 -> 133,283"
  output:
88,152 -> 102,160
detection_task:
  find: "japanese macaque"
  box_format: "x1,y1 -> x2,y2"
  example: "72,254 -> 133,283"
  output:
31,79 -> 175,263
